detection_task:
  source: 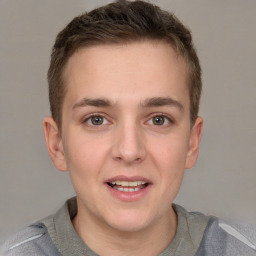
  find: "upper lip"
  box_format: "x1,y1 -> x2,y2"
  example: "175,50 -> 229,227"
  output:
105,175 -> 152,184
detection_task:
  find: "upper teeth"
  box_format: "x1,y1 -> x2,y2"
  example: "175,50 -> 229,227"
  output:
110,181 -> 146,186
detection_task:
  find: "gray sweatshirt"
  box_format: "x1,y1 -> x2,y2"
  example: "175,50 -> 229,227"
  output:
1,198 -> 256,256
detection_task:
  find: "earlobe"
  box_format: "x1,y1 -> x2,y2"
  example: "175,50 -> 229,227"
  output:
43,116 -> 67,172
185,116 -> 203,169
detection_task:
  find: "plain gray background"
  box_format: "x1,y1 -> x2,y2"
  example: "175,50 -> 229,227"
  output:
0,0 -> 255,240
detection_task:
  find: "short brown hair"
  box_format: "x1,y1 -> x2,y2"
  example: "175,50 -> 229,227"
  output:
48,0 -> 202,129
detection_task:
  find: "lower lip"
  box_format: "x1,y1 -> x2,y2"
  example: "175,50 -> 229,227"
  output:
105,183 -> 152,201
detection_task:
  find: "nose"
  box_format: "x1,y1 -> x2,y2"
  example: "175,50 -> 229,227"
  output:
111,121 -> 146,165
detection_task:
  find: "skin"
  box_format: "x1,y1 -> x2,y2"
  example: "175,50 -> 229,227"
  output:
44,41 -> 203,256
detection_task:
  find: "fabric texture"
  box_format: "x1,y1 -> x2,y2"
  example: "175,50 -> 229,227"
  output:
1,197 -> 256,256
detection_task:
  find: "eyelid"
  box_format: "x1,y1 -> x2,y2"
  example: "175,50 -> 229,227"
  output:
146,113 -> 174,126
82,112 -> 111,126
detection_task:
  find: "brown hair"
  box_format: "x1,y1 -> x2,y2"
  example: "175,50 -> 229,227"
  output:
48,0 -> 202,129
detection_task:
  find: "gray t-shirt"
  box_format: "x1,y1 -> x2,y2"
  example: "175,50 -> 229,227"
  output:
41,197 -> 210,256
1,197 -> 256,255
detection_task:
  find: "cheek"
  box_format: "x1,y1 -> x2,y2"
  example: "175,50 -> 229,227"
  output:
148,133 -> 189,195
64,136 -> 110,198
63,133 -> 109,176
149,134 -> 189,172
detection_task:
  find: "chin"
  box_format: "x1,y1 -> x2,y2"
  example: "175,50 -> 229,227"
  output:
104,209 -> 155,233
109,220 -> 150,233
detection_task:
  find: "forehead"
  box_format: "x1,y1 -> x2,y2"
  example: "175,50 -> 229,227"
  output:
62,41 -> 189,108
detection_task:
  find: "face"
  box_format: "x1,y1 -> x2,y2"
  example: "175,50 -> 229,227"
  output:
44,41 -> 202,234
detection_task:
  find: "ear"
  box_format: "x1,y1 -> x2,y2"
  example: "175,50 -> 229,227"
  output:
185,116 -> 203,169
43,116 -> 67,172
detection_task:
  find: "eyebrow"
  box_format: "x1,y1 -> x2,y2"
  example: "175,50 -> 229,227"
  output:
73,98 -> 112,109
72,96 -> 183,111
141,97 -> 184,111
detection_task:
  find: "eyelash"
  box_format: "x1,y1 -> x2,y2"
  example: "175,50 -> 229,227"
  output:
146,114 -> 173,126
83,113 -> 110,126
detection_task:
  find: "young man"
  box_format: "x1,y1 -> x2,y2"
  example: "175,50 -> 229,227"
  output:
1,1 -> 256,255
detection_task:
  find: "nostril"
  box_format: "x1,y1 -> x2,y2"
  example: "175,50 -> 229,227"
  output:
114,156 -> 122,161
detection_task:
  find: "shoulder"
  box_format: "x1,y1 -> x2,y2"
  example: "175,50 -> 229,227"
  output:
0,222 -> 61,256
196,217 -> 256,256
173,204 -> 212,248
174,205 -> 256,255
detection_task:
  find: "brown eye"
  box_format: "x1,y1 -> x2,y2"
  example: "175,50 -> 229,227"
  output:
152,116 -> 166,125
88,116 -> 105,125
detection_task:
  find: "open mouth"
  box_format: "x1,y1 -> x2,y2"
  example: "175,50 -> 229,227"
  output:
107,180 -> 149,192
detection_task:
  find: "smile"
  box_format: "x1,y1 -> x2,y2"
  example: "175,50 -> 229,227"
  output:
107,180 -> 148,192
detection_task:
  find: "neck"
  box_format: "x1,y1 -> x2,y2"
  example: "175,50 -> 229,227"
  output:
72,204 -> 177,256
